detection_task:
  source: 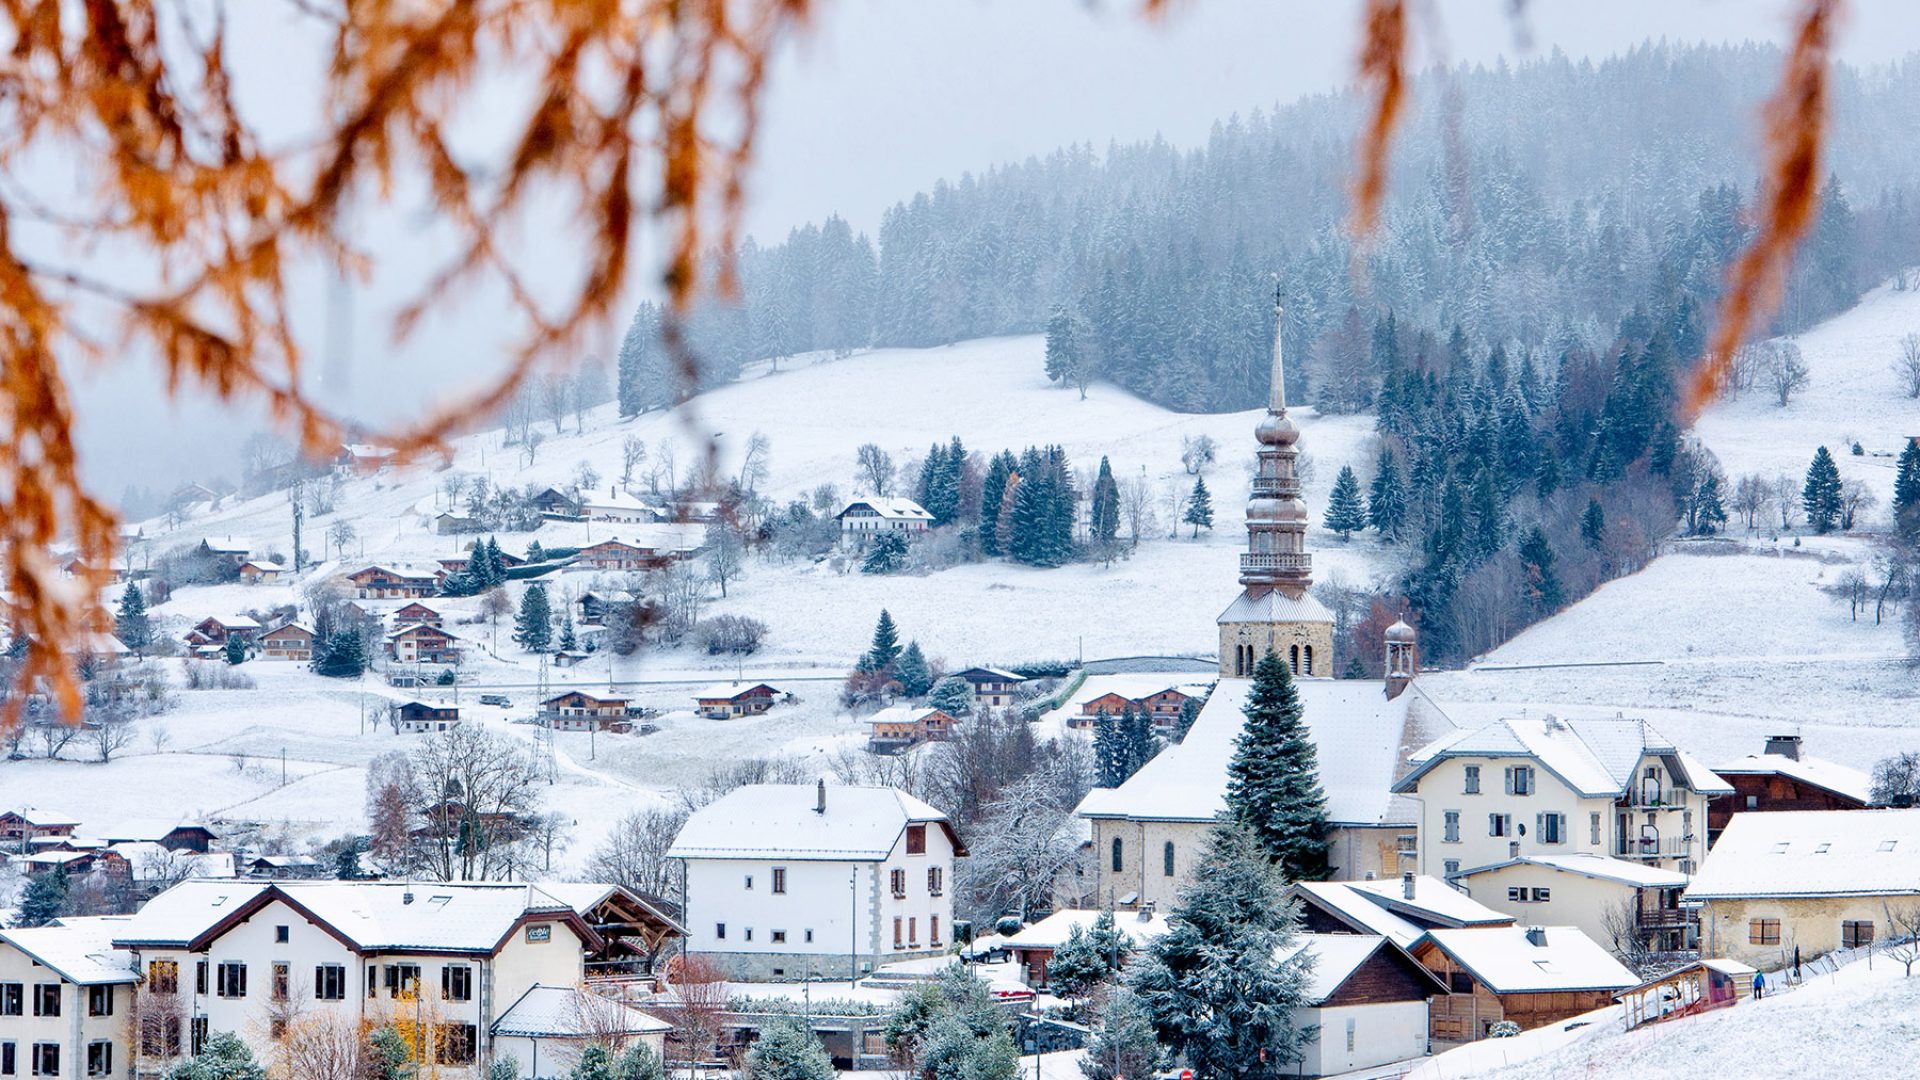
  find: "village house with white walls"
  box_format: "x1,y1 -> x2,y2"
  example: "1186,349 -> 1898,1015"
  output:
0,917 -> 138,1080
668,782 -> 965,981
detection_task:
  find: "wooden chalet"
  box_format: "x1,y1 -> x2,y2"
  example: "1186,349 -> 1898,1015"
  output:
435,511 -> 478,535
532,486 -> 584,517
343,564 -> 439,599
385,623 -> 463,665
257,622 -> 315,661
1412,926 -> 1637,1041
542,691 -> 634,732
185,615 -> 262,647
952,667 -> 1026,708
693,683 -> 779,719
243,854 -> 326,879
0,808 -> 79,846
196,536 -> 251,564
573,538 -> 687,572
434,549 -> 525,579
396,701 -> 462,733
391,601 -> 445,628
1708,734 -> 1873,843
867,706 -> 958,751
99,822 -> 219,853
340,443 -> 396,474
236,559 -> 284,585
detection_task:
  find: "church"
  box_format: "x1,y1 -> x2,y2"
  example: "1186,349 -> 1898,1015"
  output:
1075,294 -> 1458,908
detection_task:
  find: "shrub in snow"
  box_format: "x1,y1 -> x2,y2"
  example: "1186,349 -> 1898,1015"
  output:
695,614 -> 768,655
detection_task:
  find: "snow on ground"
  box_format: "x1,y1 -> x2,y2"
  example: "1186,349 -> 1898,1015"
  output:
1694,277 -> 1920,509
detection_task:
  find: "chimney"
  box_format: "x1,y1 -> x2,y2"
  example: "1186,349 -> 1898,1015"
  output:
814,779 -> 827,815
1509,841 -> 1521,859
1764,734 -> 1802,761
1401,871 -> 1416,901
1525,926 -> 1547,947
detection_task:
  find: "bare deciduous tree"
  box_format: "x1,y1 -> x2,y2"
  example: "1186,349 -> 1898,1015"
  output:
855,443 -> 895,497
1896,333 -> 1920,399
660,955 -> 731,1067
1733,473 -> 1773,531
1754,339 -> 1811,406
737,432 -> 772,494
1840,477 -> 1876,530
586,806 -> 690,898
1772,474 -> 1802,530
277,1011 -> 363,1080
957,767 -> 1083,925
86,714 -> 136,762
406,727 -> 545,881
1118,473 -> 1156,548
1883,902 -> 1920,976
621,437 -> 648,487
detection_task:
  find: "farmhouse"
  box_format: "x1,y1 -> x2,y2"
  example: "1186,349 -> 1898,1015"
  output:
1393,714 -> 1732,879
397,701 -> 462,734
0,917 -> 139,1080
1449,853 -> 1692,954
1412,925 -> 1637,1041
579,487 -> 660,523
541,691 -> 633,732
571,538 -> 694,572
1070,679 -> 1209,730
242,854 -> 327,880
1281,933 -> 1452,1076
950,667 -> 1026,709
385,623 -> 464,665
257,621 -> 315,661
343,564 -> 439,599
111,880 -> 605,1077
835,496 -> 933,539
96,820 -> 219,853
693,683 -> 779,719
866,706 -> 958,751
196,536 -> 251,565
0,807 -> 80,845
668,782 -> 965,981
236,559 -> 284,585
1683,807 -> 1920,971
531,487 -> 583,517
1709,734 -> 1872,843
183,615 -> 261,648
391,601 -> 445,628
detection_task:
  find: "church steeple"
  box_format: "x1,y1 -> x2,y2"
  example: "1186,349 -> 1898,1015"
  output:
1217,287 -> 1335,680
1240,291 -> 1313,598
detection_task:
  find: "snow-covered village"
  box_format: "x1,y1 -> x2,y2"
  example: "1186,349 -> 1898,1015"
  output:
5,4 -> 1920,1080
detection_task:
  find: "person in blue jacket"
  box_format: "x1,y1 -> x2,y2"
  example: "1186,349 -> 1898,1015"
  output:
1752,971 -> 1765,999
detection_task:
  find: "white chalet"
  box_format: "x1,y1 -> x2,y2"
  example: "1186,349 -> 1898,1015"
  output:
111,881 -> 602,1078
668,782 -> 965,981
1393,715 -> 1732,879
834,497 -> 933,539
0,917 -> 138,1080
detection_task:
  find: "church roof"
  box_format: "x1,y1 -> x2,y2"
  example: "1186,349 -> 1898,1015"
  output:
1075,678 -> 1456,829
1216,588 -> 1335,626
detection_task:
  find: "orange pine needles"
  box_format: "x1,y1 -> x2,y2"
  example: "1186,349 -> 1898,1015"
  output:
1350,0 -> 1407,243
0,0 -> 813,727
1685,0 -> 1839,418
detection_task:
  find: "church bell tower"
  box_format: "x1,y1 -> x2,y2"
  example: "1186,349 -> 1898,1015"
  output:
1217,289 -> 1336,678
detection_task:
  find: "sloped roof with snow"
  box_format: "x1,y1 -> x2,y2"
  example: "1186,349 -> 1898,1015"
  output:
1275,933 -> 1438,1004
868,705 -> 948,726
1076,679 -> 1456,828
692,682 -> 778,701
1216,588 -> 1335,626
491,984 -> 670,1038
3,806 -> 80,827
1452,854 -> 1687,889
1290,882 -> 1427,949
0,917 -> 138,985
115,881 -> 588,953
1397,716 -> 1732,798
1003,908 -> 1172,952
667,784 -> 961,861
1418,926 -> 1638,994
1713,753 -> 1872,805
836,496 -> 933,522
1348,875 -> 1518,927
200,537 -> 252,553
1683,808 -> 1920,901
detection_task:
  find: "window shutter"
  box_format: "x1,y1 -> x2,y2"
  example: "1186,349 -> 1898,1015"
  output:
1536,813 -> 1544,841
1504,767 -> 1514,795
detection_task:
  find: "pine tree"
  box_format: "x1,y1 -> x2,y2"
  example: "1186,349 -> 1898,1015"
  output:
1895,438 -> 1920,542
861,610 -> 903,675
894,641 -> 932,697
1044,306 -> 1078,384
1089,456 -> 1121,564
745,1017 -> 834,1080
365,1027 -> 416,1080
1080,987 -> 1161,1080
1367,446 -> 1407,540
1580,498 -> 1607,549
1803,446 -> 1844,533
928,675 -> 972,716
1325,465 -> 1367,540
1182,476 -> 1214,538
17,863 -> 67,926
224,636 -> 247,665
1691,474 -> 1729,536
568,1045 -> 617,1080
514,584 -> 553,652
1466,466 -> 1506,563
1128,820 -> 1314,1079
1093,709 -> 1125,787
1517,525 -> 1563,613
861,530 -> 909,574
1123,711 -> 1158,779
1224,651 -> 1330,881
1047,924 -> 1109,1003
313,626 -> 366,678
612,1045 -> 666,1080
1173,696 -> 1202,742
166,1031 -> 268,1080
526,540 -> 546,564
557,613 -> 578,652
115,583 -> 151,654
979,451 -> 1016,557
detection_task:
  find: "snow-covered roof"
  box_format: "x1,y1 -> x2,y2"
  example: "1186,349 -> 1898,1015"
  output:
1216,588 -> 1335,626
580,490 -> 660,514
349,564 -> 439,580
527,882 -> 687,934
1453,854 -> 1687,889
200,615 -> 262,630
954,666 -> 1025,683
1003,909 -> 1172,952
0,917 -> 138,985
836,496 -> 934,522
239,560 -> 285,571
1397,715 -> 1732,799
1418,926 -> 1638,994
344,443 -> 395,458
3,806 -> 81,827
868,705 -> 949,726
1348,876 -> 1517,927
491,984 -> 670,1038
87,632 -> 129,655
115,881 -> 589,953
1713,753 -> 1872,805
692,682 -> 778,701
1061,675 -> 1212,711
199,537 -> 252,553
261,621 -> 314,637
667,784 -> 962,861
1683,808 -> 1920,901
99,818 -> 217,844
1274,933 -> 1438,1004
1290,882 -> 1427,949
1076,678 -> 1456,828
108,843 -> 236,882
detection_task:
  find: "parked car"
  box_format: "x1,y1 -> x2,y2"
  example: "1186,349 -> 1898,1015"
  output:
479,693 -> 511,707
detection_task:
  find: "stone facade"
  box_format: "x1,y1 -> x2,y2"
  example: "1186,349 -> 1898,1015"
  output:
1218,618 -> 1335,680
1695,895 -> 1906,971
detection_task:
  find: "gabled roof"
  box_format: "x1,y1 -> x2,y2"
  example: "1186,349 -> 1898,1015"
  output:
952,666 -> 1025,683
1277,932 -> 1450,1003
0,917 -> 138,985
543,690 -> 626,706
114,881 -> 599,955
868,705 -> 953,727
1003,908 -> 1171,952
1077,678 -> 1456,828
529,882 -> 688,937
2,806 -> 81,827
239,560 -> 285,572
1712,753 -> 1872,805
693,682 -> 778,702
347,564 -> 438,581
1395,716 -> 1732,798
1452,854 -> 1687,890
261,621 -> 315,638
1217,588 -> 1335,626
386,623 -> 460,642
668,784 -> 965,861
836,496 -> 934,522
1347,876 -> 1517,928
1290,882 -> 1427,949
1417,926 -> 1638,994
199,537 -> 251,553
98,818 -> 218,844
492,984 -> 671,1038
1683,808 -> 1920,901
197,615 -> 262,630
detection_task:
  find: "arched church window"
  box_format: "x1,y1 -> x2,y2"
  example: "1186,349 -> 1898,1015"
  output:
1163,841 -> 1176,877
1111,838 -> 1124,873
1289,644 -> 1300,673
1303,645 -> 1313,675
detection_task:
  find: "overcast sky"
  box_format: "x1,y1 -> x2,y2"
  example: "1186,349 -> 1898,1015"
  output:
73,0 -> 1920,499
